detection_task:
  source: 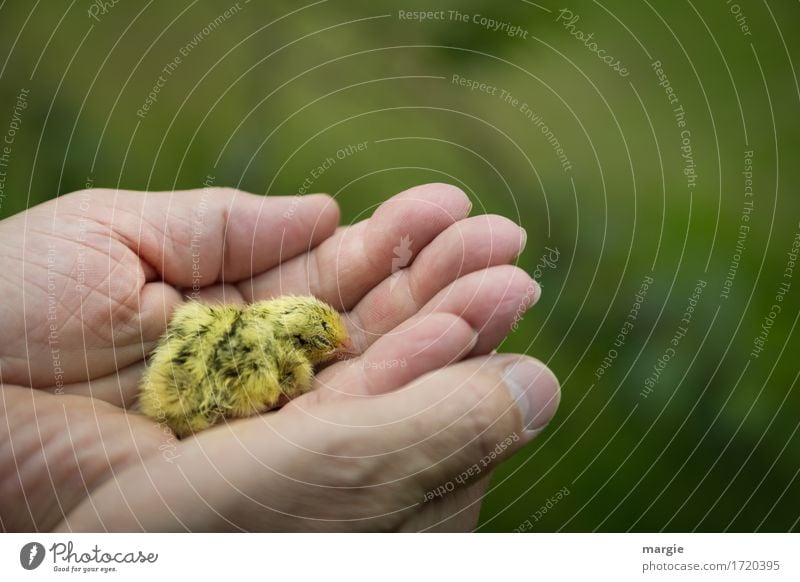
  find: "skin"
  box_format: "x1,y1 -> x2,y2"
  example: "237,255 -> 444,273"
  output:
0,183 -> 560,532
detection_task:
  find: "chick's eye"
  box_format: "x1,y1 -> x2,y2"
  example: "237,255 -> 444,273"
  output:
321,320 -> 328,331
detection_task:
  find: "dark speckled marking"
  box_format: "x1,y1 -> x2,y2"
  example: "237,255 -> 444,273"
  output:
210,352 -> 224,373
228,311 -> 243,333
176,344 -> 194,363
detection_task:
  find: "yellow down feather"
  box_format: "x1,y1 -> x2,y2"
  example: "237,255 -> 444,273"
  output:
138,295 -> 349,437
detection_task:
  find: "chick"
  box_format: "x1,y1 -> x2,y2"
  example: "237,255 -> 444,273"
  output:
139,295 -> 350,437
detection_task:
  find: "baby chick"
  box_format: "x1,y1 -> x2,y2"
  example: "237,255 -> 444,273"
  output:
139,295 -> 350,437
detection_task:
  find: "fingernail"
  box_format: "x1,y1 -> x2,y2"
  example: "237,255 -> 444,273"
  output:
459,329 -> 480,358
525,278 -> 541,309
502,358 -> 560,435
513,227 -> 528,259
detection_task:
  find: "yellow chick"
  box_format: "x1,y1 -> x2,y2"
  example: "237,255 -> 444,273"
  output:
139,295 -> 350,438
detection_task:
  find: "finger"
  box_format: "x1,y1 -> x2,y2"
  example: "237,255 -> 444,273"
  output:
290,354 -> 560,513
240,183 -> 472,310
312,313 -> 478,399
174,283 -> 247,305
58,356 -> 556,532
85,266 -> 535,410
348,265 -> 540,356
77,188 -> 339,286
345,214 -> 526,341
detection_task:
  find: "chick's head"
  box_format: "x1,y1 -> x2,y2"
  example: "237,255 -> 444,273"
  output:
267,296 -> 350,362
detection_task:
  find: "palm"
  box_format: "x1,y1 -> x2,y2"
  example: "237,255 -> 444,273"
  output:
1,184 -> 531,531
1,200 -> 139,386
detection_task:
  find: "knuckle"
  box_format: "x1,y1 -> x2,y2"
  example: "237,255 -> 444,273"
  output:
319,428 -> 405,512
475,213 -> 518,231
415,312 -> 470,339
206,186 -> 238,198
438,371 -> 516,460
195,186 -> 240,204
285,402 -> 386,491
425,182 -> 467,198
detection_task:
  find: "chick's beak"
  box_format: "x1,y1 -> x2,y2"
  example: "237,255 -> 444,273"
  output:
337,336 -> 356,355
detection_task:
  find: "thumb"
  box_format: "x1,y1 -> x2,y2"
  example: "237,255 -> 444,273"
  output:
313,354 -> 560,506
77,187 -> 339,286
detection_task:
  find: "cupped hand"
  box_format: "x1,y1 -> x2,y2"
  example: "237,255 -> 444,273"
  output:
0,183 -> 559,531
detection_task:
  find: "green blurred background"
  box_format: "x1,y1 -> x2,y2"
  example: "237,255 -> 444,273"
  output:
1,0 -> 798,531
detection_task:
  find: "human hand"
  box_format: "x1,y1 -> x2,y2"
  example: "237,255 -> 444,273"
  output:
0,183 -> 559,531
